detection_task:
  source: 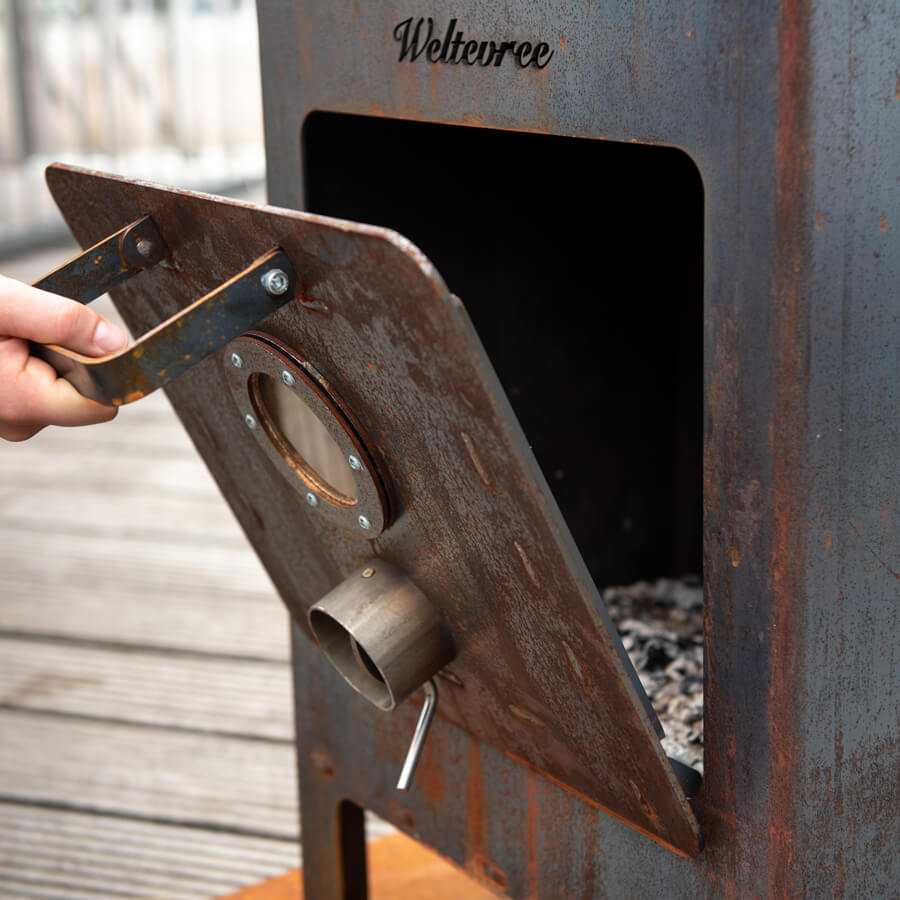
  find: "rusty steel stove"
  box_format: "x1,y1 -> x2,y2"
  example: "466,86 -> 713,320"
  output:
36,2 -> 898,897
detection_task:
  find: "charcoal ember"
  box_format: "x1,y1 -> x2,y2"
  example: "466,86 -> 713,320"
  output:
666,655 -> 700,679
641,639 -> 674,671
606,575 -> 704,773
638,671 -> 669,697
618,618 -> 655,641
666,694 -> 702,725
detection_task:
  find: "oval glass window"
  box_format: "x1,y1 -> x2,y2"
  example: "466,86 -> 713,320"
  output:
250,373 -> 358,507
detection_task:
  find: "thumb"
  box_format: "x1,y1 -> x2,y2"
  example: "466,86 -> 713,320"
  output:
0,274 -> 128,356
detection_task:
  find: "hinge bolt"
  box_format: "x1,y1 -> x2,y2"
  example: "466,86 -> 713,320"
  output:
261,268 -> 290,297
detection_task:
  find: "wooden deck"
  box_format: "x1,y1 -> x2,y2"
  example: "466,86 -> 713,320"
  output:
0,245 -> 303,897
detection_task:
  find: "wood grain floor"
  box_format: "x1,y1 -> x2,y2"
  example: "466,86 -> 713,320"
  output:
0,245 -> 301,898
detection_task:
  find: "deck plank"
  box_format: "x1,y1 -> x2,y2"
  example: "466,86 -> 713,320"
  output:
0,802 -> 298,900
0,527 -> 275,597
0,638 -> 293,740
0,709 -> 299,839
0,584 -> 290,660
0,264 -> 305,897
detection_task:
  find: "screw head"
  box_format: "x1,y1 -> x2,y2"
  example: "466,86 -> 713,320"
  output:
281,370 -> 296,387
361,567 -> 375,578
136,238 -> 154,258
306,492 -> 319,507
231,353 -> 243,368
260,268 -> 290,297
244,413 -> 257,429
348,454 -> 362,471
358,514 -> 372,530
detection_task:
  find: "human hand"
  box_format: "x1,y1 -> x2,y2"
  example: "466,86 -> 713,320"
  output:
0,274 -> 129,442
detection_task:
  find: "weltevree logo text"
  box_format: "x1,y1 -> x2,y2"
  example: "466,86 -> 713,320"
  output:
393,17 -> 554,69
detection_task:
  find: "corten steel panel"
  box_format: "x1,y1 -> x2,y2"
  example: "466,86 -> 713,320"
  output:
254,1 -> 899,897
45,167 -> 700,856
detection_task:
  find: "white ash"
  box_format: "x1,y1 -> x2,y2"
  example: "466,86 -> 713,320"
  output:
604,576 -> 704,774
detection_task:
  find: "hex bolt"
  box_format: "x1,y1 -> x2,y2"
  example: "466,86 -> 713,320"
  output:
306,492 -> 319,508
260,268 -> 290,296
358,514 -> 372,530
281,370 -> 296,387
231,353 -> 243,369
348,454 -> 362,471
244,413 -> 257,429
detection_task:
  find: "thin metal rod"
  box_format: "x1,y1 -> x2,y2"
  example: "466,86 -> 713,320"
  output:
396,679 -> 438,793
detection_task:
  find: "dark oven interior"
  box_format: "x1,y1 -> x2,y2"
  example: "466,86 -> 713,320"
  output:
302,112 -> 704,591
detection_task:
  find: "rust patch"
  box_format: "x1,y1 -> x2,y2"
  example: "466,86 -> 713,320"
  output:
527,773 -> 538,895
561,640 -> 590,691
768,0 -> 812,893
508,704 -> 546,730
514,539 -> 541,587
309,750 -> 336,778
461,431 -> 492,487
464,742 -> 485,860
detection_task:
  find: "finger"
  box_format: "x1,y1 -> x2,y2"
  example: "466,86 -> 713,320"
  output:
0,348 -> 118,434
35,375 -> 120,427
0,274 -> 128,356
0,422 -> 43,442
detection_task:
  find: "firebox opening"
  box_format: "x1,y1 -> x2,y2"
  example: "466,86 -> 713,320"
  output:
302,112 -> 704,771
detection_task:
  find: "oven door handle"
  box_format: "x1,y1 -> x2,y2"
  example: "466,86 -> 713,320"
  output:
31,217 -> 297,406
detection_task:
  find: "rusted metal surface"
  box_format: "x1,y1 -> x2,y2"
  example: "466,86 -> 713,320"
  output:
32,230 -> 297,406
34,216 -> 164,302
252,0 -> 897,897
46,165 -> 702,856
45,0 -> 900,890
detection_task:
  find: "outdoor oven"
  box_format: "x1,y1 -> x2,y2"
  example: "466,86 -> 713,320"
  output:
37,2 -> 898,897
253,4 -> 898,897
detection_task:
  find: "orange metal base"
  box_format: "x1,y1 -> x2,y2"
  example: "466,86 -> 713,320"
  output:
218,834 -> 497,899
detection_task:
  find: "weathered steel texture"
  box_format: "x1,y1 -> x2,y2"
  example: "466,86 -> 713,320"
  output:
46,167 -> 700,856
34,216 -> 164,303
252,0 -> 898,897
32,219 -> 297,406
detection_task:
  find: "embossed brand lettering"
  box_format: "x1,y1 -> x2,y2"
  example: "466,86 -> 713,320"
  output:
392,17 -> 554,69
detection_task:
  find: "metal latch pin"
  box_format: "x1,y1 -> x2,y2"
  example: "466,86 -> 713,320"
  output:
396,679 -> 438,793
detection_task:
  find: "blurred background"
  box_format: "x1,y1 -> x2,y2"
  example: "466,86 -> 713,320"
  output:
0,4 -> 312,898
0,0 -> 265,258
